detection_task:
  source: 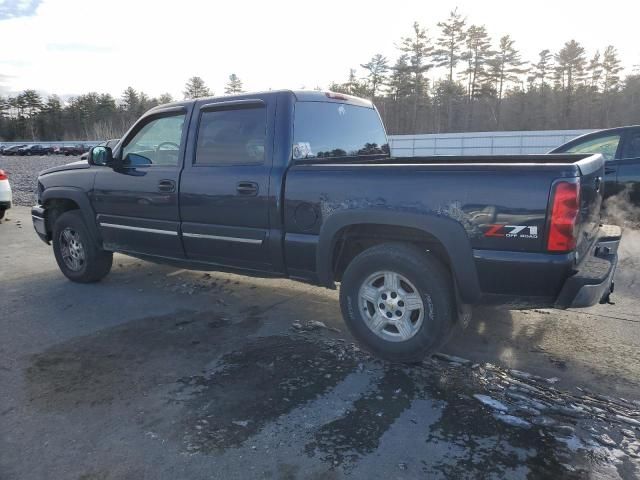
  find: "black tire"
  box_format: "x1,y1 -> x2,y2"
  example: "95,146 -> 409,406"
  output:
52,210 -> 113,283
339,243 -> 455,363
0,208 -> 5,220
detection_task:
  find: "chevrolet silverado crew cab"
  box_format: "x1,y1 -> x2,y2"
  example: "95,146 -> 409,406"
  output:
32,90 -> 621,361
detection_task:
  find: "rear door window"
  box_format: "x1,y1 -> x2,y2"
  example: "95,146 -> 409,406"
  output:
195,107 -> 266,166
293,102 -> 389,160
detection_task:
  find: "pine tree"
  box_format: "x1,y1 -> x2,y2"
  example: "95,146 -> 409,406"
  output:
461,25 -> 493,128
387,55 -> 413,100
488,35 -> 527,127
120,87 -> 140,111
398,22 -> 434,97
587,51 -> 603,91
224,74 -> 244,94
433,8 -> 467,82
554,40 -> 587,126
360,54 -> 389,100
398,22 -> 434,132
158,93 -> 174,104
531,49 -> 553,90
183,76 -> 211,99
602,45 -> 622,93
601,46 -> 623,125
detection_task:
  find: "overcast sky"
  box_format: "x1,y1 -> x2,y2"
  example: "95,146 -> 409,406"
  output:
0,0 -> 638,101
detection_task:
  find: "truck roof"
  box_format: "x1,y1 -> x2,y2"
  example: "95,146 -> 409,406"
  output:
149,90 -> 374,114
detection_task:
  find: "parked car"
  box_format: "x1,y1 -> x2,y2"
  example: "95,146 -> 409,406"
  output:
54,144 -> 85,156
80,139 -> 119,160
18,144 -> 53,156
31,90 -> 621,362
2,145 -> 27,156
550,126 -> 640,206
0,169 -> 12,219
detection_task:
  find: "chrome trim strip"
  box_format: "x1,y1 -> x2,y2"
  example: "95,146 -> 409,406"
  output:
182,232 -> 263,244
99,222 -> 178,236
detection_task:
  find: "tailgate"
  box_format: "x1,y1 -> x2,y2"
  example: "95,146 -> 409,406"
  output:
575,154 -> 605,261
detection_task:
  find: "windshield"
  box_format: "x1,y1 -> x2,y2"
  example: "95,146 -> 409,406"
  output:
293,101 -> 389,160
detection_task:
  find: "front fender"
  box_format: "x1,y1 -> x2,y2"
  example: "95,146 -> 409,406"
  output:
316,208 -> 481,303
40,187 -> 101,245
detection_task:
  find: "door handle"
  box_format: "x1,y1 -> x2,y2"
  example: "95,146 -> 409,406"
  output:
158,179 -> 176,192
604,167 -> 616,175
236,181 -> 259,196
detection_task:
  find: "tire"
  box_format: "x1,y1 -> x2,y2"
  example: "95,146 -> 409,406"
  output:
339,243 -> 455,363
0,208 -> 5,220
52,210 -> 113,283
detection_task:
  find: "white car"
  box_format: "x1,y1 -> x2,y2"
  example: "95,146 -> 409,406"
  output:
0,169 -> 12,219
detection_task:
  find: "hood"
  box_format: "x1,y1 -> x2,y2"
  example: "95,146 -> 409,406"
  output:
39,160 -> 90,176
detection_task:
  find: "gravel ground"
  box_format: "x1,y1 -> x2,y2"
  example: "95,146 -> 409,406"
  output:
0,155 -> 78,206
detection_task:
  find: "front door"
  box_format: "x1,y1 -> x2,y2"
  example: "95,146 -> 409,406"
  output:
617,129 -> 640,207
563,131 -> 624,200
92,108 -> 190,258
179,97 -> 274,271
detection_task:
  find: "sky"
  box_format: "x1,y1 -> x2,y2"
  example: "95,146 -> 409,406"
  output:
0,0 -> 639,102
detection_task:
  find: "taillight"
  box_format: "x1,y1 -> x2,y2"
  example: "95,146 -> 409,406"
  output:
547,180 -> 580,252
0,169 -> 7,181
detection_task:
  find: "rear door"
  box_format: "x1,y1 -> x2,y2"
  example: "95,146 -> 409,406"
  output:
179,97 -> 275,271
92,106 -> 190,257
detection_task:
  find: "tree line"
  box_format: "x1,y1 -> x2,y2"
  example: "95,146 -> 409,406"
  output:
0,74 -> 245,141
1,10 -> 639,141
334,10 -> 639,134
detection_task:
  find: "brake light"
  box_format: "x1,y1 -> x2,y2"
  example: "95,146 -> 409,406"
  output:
0,169 -> 7,181
547,180 -> 580,252
326,92 -> 349,101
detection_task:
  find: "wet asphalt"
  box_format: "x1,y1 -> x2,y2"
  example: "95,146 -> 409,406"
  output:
1,206 -> 639,479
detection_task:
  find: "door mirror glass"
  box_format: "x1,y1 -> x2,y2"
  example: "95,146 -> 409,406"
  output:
89,146 -> 113,166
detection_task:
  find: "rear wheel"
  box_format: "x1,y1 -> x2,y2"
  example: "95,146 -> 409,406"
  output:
0,208 -> 5,220
52,210 -> 113,283
339,243 -> 455,362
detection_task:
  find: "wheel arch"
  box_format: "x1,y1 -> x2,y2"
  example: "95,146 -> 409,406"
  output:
316,209 -> 481,303
41,187 -> 101,245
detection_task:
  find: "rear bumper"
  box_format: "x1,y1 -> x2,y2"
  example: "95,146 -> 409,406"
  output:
554,225 -> 621,309
31,205 -> 49,243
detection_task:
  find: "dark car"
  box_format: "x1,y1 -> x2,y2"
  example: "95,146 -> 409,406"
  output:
54,144 -> 85,156
2,145 -> 27,156
80,139 -> 119,160
31,90 -> 621,362
18,144 -> 53,156
550,126 -> 640,207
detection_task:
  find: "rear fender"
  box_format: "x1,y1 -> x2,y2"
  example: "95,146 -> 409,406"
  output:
317,208 -> 482,303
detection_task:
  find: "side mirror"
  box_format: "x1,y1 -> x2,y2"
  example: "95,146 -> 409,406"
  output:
88,146 -> 113,166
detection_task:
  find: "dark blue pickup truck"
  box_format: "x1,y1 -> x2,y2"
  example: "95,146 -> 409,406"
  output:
32,90 -> 621,361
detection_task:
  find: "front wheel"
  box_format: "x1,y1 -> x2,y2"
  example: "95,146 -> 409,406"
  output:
339,243 -> 455,362
52,210 -> 113,283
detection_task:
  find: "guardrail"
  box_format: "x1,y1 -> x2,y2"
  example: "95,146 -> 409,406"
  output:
388,129 -> 593,156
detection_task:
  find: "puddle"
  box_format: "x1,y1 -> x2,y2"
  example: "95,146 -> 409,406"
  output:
174,335 -> 358,453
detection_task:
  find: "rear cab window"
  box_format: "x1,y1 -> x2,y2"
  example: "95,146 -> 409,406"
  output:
293,101 -> 389,161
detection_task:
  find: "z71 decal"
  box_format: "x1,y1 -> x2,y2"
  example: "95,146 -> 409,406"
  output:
484,224 -> 538,239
